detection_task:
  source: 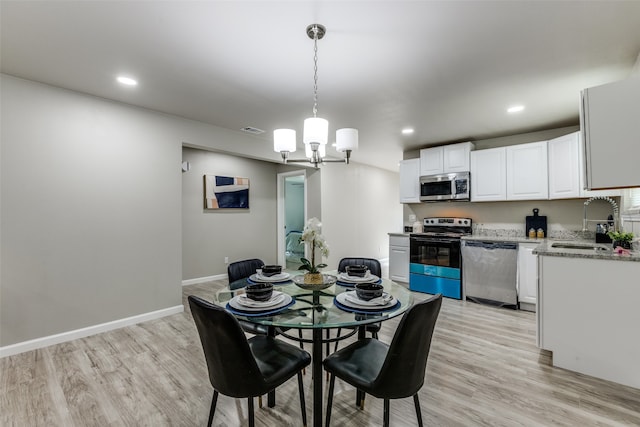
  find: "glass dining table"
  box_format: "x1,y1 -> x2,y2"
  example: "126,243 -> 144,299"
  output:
215,271 -> 414,427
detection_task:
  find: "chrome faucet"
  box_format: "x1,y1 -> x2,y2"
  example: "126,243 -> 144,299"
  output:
582,196 -> 619,232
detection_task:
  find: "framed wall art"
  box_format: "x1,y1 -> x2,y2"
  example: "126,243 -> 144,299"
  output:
204,175 -> 249,209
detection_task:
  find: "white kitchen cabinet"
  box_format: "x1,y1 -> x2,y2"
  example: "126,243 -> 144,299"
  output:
420,142 -> 474,176
506,141 -> 549,200
444,142 -> 474,172
548,133 -> 581,199
538,255 -> 640,389
470,147 -> 507,201
419,146 -> 444,176
548,131 -> 620,199
581,77 -> 640,190
399,158 -> 420,203
517,242 -> 538,311
577,131 -> 621,198
388,235 -> 409,283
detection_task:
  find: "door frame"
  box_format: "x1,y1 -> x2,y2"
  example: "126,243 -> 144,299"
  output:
276,170 -> 307,267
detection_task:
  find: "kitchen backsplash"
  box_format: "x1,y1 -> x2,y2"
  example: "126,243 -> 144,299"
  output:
472,222 -> 593,240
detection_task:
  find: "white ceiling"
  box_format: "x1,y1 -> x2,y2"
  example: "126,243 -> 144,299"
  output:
2,1 -> 640,172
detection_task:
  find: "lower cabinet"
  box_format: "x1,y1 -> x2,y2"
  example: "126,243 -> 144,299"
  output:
517,242 -> 538,311
389,235 -> 409,283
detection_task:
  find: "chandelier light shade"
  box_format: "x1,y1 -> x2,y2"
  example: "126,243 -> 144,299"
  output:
273,24 -> 358,168
274,129 -> 297,153
336,128 -> 359,152
303,117 -> 329,146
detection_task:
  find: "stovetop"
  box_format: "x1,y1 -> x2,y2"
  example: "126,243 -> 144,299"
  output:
414,217 -> 473,238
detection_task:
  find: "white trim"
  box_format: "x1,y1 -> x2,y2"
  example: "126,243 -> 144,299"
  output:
276,170 -> 307,267
182,274 -> 227,286
0,305 -> 184,358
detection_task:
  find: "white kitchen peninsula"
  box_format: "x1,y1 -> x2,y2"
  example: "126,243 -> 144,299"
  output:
535,243 -> 640,389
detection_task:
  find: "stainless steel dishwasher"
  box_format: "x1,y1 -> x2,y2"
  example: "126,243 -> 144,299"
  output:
461,240 -> 518,308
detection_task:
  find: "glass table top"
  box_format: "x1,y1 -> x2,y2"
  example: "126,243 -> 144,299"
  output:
217,272 -> 414,329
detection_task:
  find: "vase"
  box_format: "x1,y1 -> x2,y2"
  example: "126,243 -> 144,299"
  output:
304,273 -> 323,284
613,240 -> 632,250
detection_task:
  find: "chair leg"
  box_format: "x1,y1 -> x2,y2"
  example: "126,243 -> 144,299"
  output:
413,394 -> 424,427
383,398 -> 390,427
297,372 -> 307,427
248,397 -> 255,427
325,374 -> 336,427
333,328 -> 343,352
258,395 -> 262,408
208,390 -> 218,427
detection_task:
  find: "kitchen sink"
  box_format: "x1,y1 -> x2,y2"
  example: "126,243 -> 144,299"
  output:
551,242 -> 611,252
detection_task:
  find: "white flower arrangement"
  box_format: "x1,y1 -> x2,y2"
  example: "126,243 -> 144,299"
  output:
298,217 -> 329,274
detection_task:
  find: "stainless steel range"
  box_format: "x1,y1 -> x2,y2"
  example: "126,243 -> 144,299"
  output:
409,217 -> 472,299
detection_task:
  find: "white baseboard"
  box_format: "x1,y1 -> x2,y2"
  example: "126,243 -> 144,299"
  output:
0,305 -> 184,358
182,274 -> 227,286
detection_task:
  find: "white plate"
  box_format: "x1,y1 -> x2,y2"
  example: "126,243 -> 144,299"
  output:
229,293 -> 293,312
344,291 -> 394,307
249,272 -> 291,283
336,291 -> 397,309
236,291 -> 286,308
338,272 -> 380,283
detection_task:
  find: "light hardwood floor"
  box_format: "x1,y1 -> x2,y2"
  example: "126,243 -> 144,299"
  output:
2,280 -> 639,426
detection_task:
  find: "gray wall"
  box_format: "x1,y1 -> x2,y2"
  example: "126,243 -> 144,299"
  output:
181,147 -> 279,279
0,75 -> 290,347
1,76 -> 182,346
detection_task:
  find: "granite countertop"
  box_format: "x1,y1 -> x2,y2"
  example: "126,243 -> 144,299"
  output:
533,239 -> 640,262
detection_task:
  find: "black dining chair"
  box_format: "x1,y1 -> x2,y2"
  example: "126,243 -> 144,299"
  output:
188,295 -> 311,427
332,257 -> 383,353
323,293 -> 443,427
227,258 -> 305,348
228,258 -> 265,291
227,258 -> 272,335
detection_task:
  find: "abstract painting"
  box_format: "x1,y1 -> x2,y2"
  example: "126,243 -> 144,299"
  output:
204,175 -> 249,209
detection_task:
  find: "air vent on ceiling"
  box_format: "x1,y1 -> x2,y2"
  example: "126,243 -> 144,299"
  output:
241,126 -> 265,135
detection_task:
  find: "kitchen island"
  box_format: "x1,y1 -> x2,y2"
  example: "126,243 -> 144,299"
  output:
534,241 -> 640,389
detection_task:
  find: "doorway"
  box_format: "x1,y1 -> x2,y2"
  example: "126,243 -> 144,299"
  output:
277,171 -> 306,270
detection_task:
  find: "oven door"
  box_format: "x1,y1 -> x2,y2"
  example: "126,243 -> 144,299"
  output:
410,236 -> 461,268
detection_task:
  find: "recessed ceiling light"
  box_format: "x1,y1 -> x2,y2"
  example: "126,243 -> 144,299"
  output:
117,76 -> 138,86
401,128 -> 414,135
507,105 -> 525,113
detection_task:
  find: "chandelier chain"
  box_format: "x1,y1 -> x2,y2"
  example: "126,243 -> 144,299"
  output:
312,25 -> 319,118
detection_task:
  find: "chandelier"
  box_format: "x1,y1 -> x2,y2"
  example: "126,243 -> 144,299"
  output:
273,24 -> 358,168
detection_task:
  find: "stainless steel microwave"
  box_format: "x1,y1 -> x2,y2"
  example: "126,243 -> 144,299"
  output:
420,172 -> 470,201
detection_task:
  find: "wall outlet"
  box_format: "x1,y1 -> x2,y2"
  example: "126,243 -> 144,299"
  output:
224,256 -> 229,264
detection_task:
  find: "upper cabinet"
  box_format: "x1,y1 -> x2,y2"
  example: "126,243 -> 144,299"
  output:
420,146 -> 444,176
581,77 -> 640,190
470,147 -> 507,201
399,158 -> 421,203
506,141 -> 549,201
420,142 -> 474,176
549,131 -> 620,199
444,142 -> 475,172
471,142 -> 549,202
548,133 -> 581,199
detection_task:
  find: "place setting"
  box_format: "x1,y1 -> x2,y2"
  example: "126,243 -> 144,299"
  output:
247,264 -> 292,285
226,283 -> 295,317
336,264 -> 382,287
334,282 -> 399,314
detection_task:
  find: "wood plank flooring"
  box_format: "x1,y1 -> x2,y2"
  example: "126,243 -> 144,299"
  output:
2,280 -> 639,426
